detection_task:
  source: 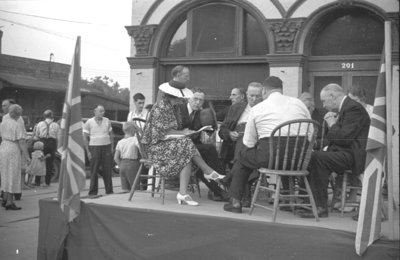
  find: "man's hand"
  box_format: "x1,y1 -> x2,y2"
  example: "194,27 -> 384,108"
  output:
229,131 -> 240,141
324,112 -> 338,127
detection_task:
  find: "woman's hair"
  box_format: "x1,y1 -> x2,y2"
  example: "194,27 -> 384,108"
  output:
33,141 -> 44,151
122,121 -> 138,136
8,104 -> 23,119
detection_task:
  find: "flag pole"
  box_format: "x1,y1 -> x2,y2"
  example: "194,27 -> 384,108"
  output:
384,21 -> 397,240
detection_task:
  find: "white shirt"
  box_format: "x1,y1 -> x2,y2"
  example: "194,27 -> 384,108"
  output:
34,118 -> 60,139
115,136 -> 140,159
243,92 -> 311,148
83,117 -> 112,146
237,104 -> 251,124
127,110 -> 148,122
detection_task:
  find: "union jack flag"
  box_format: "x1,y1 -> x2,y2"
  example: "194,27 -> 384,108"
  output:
57,37 -> 86,222
355,49 -> 386,255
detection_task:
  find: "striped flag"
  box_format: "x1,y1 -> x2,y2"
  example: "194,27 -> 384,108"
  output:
57,37 -> 86,222
355,50 -> 386,255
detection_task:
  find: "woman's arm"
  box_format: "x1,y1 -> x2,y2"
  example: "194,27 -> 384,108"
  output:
18,139 -> 30,163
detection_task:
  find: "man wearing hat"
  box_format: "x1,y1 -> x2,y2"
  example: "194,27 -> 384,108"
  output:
33,109 -> 60,186
223,76 -> 311,213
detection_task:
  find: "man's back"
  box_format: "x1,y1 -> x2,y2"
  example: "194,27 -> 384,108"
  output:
243,92 -> 311,148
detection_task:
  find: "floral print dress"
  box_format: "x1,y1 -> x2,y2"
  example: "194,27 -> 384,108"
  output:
141,98 -> 197,178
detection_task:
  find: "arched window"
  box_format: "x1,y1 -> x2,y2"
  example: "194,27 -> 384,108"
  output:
161,3 -> 269,108
165,3 -> 268,58
311,9 -> 384,56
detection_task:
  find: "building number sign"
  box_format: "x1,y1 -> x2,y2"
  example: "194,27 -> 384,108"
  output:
341,62 -> 354,69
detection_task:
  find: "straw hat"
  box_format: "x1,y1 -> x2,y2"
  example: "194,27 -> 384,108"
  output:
159,82 -> 193,99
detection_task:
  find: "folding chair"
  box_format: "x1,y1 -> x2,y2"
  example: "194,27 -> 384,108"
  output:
249,119 -> 320,222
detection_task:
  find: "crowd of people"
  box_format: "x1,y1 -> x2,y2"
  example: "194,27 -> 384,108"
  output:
0,64 -> 372,220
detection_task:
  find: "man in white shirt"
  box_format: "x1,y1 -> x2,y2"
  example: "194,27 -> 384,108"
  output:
83,104 -> 114,196
224,76 -> 311,213
127,93 -> 148,122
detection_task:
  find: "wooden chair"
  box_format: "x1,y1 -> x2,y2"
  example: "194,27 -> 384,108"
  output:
128,118 -> 166,204
249,119 -> 320,222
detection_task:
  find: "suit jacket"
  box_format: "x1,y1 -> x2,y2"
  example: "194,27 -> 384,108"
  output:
178,104 -> 217,145
326,97 -> 371,175
218,102 -> 247,162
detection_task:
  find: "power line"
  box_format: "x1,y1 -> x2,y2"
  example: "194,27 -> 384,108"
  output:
0,17 -> 127,53
0,9 -> 113,26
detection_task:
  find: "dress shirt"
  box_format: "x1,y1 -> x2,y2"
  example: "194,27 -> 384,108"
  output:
83,117 -> 112,146
127,110 -> 148,121
237,104 -> 251,125
243,92 -> 311,148
34,118 -> 60,139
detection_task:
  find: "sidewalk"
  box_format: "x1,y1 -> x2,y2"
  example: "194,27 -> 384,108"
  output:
0,177 -> 123,260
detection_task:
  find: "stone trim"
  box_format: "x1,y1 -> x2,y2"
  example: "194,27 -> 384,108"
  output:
127,56 -> 158,69
126,25 -> 158,56
270,0 -> 306,18
266,54 -> 305,67
265,18 -> 305,53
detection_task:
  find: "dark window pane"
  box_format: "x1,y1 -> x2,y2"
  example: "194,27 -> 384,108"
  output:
314,76 -> 342,108
352,76 -> 378,105
167,20 -> 187,57
244,12 -> 268,55
312,10 -> 383,56
192,5 -> 236,53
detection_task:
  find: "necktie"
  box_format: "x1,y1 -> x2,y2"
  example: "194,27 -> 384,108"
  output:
189,111 -> 196,123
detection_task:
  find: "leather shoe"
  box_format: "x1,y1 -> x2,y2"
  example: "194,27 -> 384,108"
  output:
300,207 -> 328,218
5,203 -> 21,210
223,199 -> 242,213
241,200 -> 251,208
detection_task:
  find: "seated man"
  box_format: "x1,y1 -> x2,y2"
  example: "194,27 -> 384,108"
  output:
178,88 -> 230,202
224,76 -> 311,213
219,83 -> 263,171
216,87 -> 246,121
218,82 -> 263,206
300,84 -> 370,218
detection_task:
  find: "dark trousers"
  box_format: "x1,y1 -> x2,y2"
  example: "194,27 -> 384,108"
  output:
88,144 -> 113,195
307,150 -> 353,208
229,138 -> 271,200
229,137 -> 295,201
196,144 -> 226,196
35,138 -> 57,185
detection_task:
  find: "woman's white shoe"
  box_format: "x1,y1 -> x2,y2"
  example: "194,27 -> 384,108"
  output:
176,193 -> 199,206
204,171 -> 225,182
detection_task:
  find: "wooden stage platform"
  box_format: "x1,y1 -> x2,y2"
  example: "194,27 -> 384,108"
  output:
37,188 -> 399,260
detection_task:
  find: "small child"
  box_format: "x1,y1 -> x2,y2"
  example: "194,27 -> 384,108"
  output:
114,121 -> 141,192
26,141 -> 49,187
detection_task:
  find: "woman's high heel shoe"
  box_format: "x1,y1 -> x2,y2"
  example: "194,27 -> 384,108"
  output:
177,193 -> 199,206
204,171 -> 225,182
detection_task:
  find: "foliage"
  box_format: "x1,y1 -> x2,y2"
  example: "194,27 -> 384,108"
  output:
81,76 -> 129,103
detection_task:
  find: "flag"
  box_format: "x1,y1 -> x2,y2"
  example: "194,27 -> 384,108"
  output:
355,50 -> 386,255
57,36 -> 86,222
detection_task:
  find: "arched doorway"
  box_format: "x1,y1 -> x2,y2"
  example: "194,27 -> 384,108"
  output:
303,6 -> 385,108
155,2 -> 271,112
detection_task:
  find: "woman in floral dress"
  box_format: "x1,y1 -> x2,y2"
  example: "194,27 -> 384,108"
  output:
142,83 -> 224,206
0,104 -> 30,210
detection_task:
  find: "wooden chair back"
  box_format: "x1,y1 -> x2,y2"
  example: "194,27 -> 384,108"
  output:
131,117 -> 148,159
268,119 -> 320,171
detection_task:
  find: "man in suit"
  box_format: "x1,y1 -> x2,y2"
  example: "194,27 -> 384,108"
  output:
219,83 -> 263,170
218,82 -> 263,206
179,88 -> 229,202
216,88 -> 246,121
300,83 -> 370,218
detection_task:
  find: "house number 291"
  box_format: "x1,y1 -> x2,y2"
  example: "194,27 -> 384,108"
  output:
341,62 -> 354,69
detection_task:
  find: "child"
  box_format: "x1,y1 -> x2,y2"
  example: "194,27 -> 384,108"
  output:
26,141 -> 49,187
114,121 -> 141,192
